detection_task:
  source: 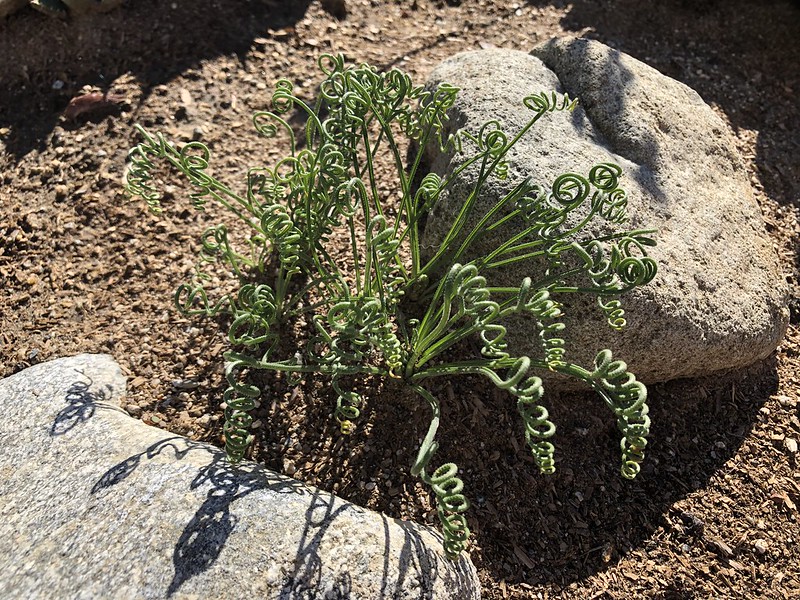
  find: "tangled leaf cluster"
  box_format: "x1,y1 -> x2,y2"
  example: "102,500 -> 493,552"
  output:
127,54 -> 657,558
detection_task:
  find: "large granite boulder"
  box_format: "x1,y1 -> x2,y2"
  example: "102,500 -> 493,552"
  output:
420,38 -> 789,387
0,354 -> 481,599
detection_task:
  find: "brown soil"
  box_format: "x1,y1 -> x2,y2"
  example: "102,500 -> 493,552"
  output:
2,1 -> 799,598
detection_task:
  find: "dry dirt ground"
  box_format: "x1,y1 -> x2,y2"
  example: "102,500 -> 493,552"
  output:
2,1 -> 800,598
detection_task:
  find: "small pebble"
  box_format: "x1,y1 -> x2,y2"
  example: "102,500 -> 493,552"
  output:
785,438 -> 798,454
172,379 -> 199,390
753,539 -> 768,555
365,482 -> 376,491
126,404 -> 142,417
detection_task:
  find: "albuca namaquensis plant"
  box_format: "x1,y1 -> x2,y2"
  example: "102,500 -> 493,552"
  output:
126,54 -> 657,558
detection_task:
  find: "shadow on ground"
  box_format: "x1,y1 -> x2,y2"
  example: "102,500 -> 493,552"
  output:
0,0 -> 314,158
432,358 -> 780,588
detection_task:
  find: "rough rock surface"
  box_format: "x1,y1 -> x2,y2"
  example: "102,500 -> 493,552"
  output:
0,354 -> 480,600
421,39 -> 789,387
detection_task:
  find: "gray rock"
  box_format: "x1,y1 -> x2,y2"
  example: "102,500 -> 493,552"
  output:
420,40 -> 788,387
0,354 -> 480,599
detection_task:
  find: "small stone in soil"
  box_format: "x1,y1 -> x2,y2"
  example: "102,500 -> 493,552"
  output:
753,539 -> 769,555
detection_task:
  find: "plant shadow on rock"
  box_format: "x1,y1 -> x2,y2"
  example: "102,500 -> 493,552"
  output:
0,0 -> 314,159
87,430 -> 460,598
50,378 -> 122,436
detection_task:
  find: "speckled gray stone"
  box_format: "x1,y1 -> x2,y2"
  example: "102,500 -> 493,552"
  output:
420,40 -> 789,387
0,354 -> 481,599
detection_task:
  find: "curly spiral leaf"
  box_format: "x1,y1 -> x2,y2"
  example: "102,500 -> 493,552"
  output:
247,167 -> 286,212
260,204 -> 303,275
515,279 -> 566,367
198,225 -> 228,264
222,357 -> 259,462
551,172 -> 591,212
125,126 -> 174,214
598,296 -> 626,330
523,90 -> 578,114
512,374 -> 556,474
270,79 -> 296,114
413,172 -> 444,215
325,296 -> 404,372
174,283 -> 229,317
228,284 -> 279,348
426,463 -> 471,558
409,385 -> 470,558
588,163 -> 622,190
332,377 -> 362,435
590,350 -> 650,479
368,214 -> 401,267
469,358 -> 556,475
177,141 -> 215,210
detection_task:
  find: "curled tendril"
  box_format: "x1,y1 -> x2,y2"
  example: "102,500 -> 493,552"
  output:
555,234 -> 657,294
177,141 -> 215,210
523,90 -> 578,114
512,374 -> 555,474
333,377 -> 362,434
479,323 -> 508,360
198,225 -> 228,263
593,187 -> 629,224
410,386 -> 470,559
125,126 -> 173,213
413,172 -> 444,215
222,357 -> 259,462
271,79 -> 296,114
515,184 -> 565,237
326,297 -> 404,371
588,163 -> 622,190
551,172 -> 591,211
615,253 -> 658,287
401,81 -> 458,145
516,279 -> 566,367
260,204 -> 303,275
598,297 -> 626,330
476,120 -> 508,159
228,284 -> 279,348
427,463 -> 471,557
470,357 -> 556,475
253,111 -> 296,155
318,52 -> 346,76
590,350 -> 650,479
368,215 -> 401,267
174,283 -> 229,316
247,167 -> 287,211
